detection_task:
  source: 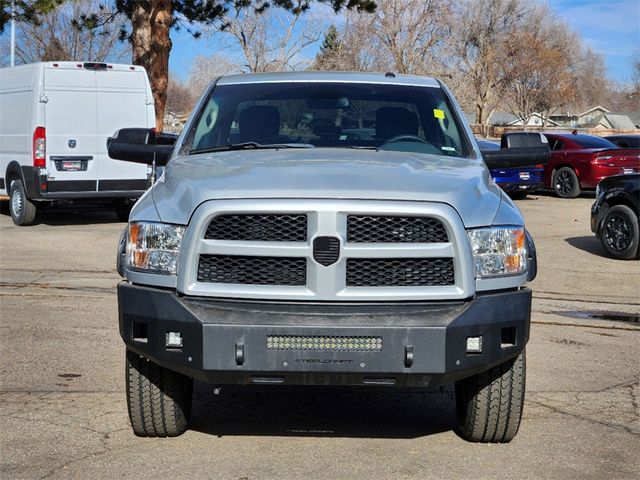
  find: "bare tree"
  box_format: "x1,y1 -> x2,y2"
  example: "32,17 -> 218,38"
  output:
218,6 -> 324,72
10,0 -> 127,64
571,47 -> 609,113
445,0 -> 528,128
187,54 -> 241,99
314,0 -> 449,75
372,0 -> 449,75
314,11 -> 383,71
500,9 -> 578,127
166,78 -> 195,115
632,48 -> 640,98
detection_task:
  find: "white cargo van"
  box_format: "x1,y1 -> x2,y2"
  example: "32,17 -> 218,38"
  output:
0,61 -> 156,225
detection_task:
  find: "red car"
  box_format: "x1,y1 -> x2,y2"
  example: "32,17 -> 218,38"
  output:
542,133 -> 640,198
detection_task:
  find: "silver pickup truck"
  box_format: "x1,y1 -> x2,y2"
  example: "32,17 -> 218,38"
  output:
109,72 -> 547,442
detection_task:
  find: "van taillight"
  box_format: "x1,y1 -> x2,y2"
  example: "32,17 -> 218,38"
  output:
33,127 -> 46,167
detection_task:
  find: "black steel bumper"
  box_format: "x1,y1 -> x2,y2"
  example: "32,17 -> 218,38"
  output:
119,283 -> 531,387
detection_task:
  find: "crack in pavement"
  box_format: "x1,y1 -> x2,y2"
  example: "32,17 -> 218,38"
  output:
0,282 -> 115,294
527,379 -> 640,437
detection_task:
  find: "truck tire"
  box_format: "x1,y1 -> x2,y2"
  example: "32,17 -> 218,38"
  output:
125,349 -> 193,437
9,179 -> 37,226
553,167 -> 581,198
455,351 -> 525,443
599,205 -> 640,260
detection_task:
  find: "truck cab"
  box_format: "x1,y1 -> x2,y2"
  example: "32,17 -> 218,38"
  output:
109,72 -> 545,442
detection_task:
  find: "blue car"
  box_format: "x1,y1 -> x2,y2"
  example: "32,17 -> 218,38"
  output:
477,140 -> 544,199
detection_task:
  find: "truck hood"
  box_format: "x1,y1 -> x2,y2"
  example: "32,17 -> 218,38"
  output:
150,148 -> 503,227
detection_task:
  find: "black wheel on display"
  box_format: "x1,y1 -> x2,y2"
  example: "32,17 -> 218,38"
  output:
599,205 -> 640,260
553,167 -> 581,198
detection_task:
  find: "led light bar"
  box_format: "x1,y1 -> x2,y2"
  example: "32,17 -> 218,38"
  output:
266,335 -> 383,352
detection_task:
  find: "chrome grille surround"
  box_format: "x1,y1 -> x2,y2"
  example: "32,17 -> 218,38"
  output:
177,199 -> 475,301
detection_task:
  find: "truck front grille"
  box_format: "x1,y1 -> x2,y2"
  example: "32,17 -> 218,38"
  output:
205,214 -> 307,241
347,215 -> 448,243
197,255 -> 307,285
181,200 -> 470,301
346,258 -> 455,287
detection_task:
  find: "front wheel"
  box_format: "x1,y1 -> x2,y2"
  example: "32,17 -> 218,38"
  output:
553,167 -> 581,198
455,351 -> 526,443
9,179 -> 37,226
599,205 -> 640,260
125,349 -> 193,437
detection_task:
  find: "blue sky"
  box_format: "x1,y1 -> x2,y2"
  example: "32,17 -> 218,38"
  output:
550,0 -> 639,83
169,0 -> 640,84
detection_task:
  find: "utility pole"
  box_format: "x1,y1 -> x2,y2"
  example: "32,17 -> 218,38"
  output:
10,0 -> 16,66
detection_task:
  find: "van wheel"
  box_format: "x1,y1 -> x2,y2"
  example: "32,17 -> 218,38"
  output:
455,351 -> 526,443
125,350 -> 193,437
553,167 -> 581,198
9,179 -> 37,226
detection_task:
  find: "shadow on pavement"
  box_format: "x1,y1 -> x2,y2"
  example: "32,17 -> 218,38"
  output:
565,236 -> 607,257
0,199 -> 124,226
190,384 -> 456,439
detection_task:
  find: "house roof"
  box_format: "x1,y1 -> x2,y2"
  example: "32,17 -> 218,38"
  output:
578,105 -> 610,118
584,113 -> 637,130
489,111 -> 518,125
488,111 -> 559,126
625,111 -> 640,127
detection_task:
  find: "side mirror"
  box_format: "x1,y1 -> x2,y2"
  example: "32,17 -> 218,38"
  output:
106,128 -> 177,166
482,132 -> 550,170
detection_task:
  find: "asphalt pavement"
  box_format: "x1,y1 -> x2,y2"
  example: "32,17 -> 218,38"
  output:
1,194 -> 638,479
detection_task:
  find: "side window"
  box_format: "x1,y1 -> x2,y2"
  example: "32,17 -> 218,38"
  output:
548,139 -> 564,151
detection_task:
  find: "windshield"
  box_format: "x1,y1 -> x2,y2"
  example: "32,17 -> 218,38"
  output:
186,82 -> 471,158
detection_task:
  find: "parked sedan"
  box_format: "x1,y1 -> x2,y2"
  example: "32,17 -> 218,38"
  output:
542,133 -> 640,198
591,173 -> 639,260
604,134 -> 640,149
477,139 -> 544,199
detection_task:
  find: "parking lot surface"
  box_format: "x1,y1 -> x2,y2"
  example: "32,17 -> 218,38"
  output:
1,194 -> 639,479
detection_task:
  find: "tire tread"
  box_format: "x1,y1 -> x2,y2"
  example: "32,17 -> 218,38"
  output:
456,351 -> 526,443
125,350 -> 192,437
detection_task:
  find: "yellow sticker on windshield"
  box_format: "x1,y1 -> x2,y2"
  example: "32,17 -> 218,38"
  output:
433,109 -> 445,119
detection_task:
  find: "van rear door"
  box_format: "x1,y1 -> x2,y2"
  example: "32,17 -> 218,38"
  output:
95,68 -> 151,192
44,66 -> 99,192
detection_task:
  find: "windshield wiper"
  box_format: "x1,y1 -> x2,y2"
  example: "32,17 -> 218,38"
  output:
189,142 -> 315,155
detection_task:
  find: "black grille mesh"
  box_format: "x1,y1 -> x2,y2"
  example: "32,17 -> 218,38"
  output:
198,255 -> 306,285
205,214 -> 307,241
347,215 -> 448,243
346,258 -> 454,287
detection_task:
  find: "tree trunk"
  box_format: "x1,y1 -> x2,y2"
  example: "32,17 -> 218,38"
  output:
130,1 -> 172,132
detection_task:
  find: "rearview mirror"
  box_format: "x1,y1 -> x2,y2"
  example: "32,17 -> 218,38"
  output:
106,128 -> 177,166
482,132 -> 550,170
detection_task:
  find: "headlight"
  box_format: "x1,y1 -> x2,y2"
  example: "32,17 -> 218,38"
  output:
126,222 -> 185,275
467,227 -> 527,278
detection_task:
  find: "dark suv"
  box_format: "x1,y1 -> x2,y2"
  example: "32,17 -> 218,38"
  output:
591,174 -> 640,260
